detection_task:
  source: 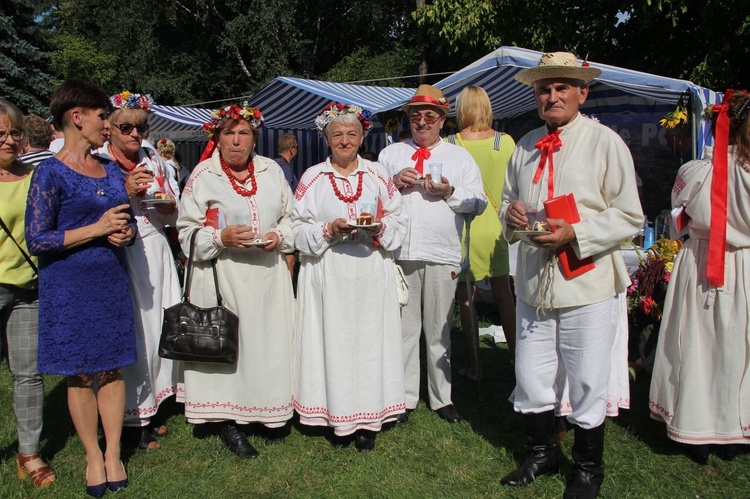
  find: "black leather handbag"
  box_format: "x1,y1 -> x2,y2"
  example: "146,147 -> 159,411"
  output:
159,230 -> 239,364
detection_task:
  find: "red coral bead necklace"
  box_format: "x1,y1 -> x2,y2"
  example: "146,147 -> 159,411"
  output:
220,154 -> 257,197
329,171 -> 364,203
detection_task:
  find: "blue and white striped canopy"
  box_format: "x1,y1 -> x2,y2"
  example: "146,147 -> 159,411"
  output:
431,46 -> 703,117
428,46 -> 720,157
147,50 -> 720,166
150,105 -> 212,143
246,77 -> 415,129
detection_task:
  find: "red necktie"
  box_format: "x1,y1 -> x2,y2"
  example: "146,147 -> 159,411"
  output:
534,130 -> 562,200
706,90 -> 733,287
411,147 -> 430,175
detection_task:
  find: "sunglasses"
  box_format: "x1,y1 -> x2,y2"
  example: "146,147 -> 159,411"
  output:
0,129 -> 25,143
409,113 -> 443,125
111,122 -> 150,134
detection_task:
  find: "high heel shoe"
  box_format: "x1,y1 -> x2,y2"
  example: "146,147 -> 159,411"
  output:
106,461 -> 129,492
85,465 -> 107,498
16,453 -> 56,488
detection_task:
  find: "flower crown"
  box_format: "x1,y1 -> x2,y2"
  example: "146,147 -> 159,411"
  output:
315,103 -> 372,134
202,102 -> 264,137
109,91 -> 155,111
157,138 -> 175,157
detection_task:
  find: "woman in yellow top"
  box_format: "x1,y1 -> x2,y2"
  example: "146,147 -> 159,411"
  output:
0,99 -> 56,488
448,86 -> 516,381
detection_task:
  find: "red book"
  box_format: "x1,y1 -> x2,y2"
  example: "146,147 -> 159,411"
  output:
205,207 -> 226,229
543,193 -> 595,279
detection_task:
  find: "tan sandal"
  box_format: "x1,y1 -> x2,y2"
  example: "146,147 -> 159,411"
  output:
17,453 -> 56,488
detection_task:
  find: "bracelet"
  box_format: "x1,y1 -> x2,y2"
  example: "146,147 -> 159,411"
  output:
443,186 -> 455,200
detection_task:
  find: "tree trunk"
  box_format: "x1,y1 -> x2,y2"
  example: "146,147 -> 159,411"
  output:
416,0 -> 428,83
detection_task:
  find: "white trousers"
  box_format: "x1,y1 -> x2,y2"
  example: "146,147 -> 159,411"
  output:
399,261 -> 458,410
514,296 -> 617,429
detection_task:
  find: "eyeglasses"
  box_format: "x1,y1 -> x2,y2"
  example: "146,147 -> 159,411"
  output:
0,129 -> 25,143
111,122 -> 150,134
409,113 -> 443,125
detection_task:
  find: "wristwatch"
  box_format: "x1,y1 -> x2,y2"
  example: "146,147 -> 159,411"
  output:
444,186 -> 455,200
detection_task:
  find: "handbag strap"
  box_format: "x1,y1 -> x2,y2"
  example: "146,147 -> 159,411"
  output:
183,229 -> 224,307
0,215 -> 38,275
451,132 -> 503,213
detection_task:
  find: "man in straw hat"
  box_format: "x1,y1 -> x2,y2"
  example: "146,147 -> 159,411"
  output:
499,52 -> 643,498
379,84 -> 486,425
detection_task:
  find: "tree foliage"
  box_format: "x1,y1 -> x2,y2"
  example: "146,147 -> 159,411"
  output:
0,0 -> 54,114
415,0 -> 750,89
50,33 -> 117,89
3,0 -> 748,111
323,45 -> 420,87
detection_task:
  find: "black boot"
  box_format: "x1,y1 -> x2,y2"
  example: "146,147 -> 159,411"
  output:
564,422 -> 605,499
500,410 -> 559,486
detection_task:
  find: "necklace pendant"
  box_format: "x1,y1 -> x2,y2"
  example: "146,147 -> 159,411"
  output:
97,187 -> 105,196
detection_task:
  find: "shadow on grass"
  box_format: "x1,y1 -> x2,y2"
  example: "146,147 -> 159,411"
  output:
447,297 -> 686,467
608,373 -> 684,459
120,395 -> 186,462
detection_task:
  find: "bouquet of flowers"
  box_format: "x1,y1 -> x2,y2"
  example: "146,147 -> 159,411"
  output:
626,237 -> 681,373
659,91 -> 691,129
659,105 -> 688,129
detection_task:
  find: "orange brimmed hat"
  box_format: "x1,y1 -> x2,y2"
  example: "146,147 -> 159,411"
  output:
402,84 -> 450,114
515,52 -> 601,86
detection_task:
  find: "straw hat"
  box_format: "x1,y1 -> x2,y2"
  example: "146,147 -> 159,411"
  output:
514,52 -> 601,86
402,84 -> 450,114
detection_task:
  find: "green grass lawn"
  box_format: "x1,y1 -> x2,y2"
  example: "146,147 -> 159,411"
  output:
2,310 -> 748,497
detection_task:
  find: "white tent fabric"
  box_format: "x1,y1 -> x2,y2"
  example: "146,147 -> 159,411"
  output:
426,46 -> 719,157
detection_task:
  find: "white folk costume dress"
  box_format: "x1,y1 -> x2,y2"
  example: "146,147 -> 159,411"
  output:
500,114 -> 643,427
292,157 -> 406,436
649,146 -> 750,445
94,145 -> 181,426
176,151 -> 295,427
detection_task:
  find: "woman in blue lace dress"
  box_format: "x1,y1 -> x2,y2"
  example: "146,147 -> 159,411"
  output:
25,80 -> 137,497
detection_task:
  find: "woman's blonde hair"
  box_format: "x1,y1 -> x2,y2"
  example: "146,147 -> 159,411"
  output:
731,91 -> 750,165
0,99 -> 25,131
108,107 -> 149,126
456,86 -> 494,132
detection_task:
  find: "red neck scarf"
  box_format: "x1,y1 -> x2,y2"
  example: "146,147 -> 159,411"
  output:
707,90 -> 734,287
411,147 -> 430,175
534,130 -> 562,199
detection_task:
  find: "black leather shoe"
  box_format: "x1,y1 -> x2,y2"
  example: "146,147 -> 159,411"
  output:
220,423 -> 259,459
395,408 -> 414,425
354,431 -> 375,452
435,405 -> 462,423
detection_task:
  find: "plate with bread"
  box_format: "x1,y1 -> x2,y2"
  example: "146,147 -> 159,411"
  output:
514,221 -> 552,243
142,193 -> 174,205
347,213 -> 379,229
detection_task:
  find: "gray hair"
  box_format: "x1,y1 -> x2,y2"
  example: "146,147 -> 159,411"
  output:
323,112 -> 364,138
